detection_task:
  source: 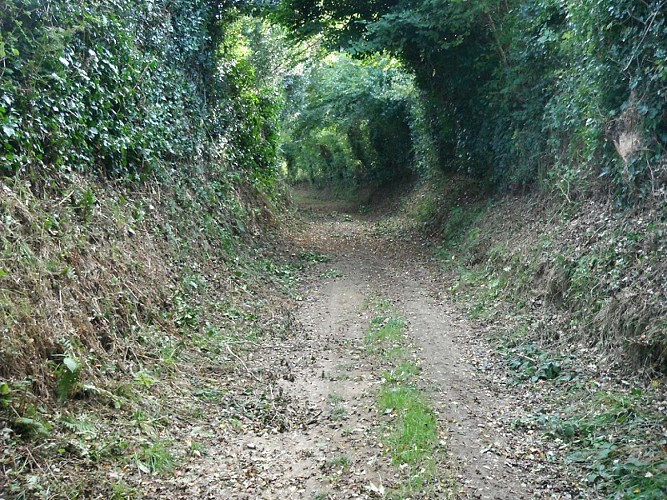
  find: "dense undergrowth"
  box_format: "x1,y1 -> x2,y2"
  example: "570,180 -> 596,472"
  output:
0,0 -> 283,183
0,164 -> 302,496
276,0 -> 667,201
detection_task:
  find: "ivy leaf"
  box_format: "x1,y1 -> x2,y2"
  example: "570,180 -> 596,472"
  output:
2,124 -> 16,138
63,357 -> 80,374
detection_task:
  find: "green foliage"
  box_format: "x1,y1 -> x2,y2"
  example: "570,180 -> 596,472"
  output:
282,53 -> 418,186
56,356 -> 82,403
324,454 -> 351,471
135,441 -> 174,474
367,316 -> 406,345
0,0 -> 204,177
0,381 -> 10,407
544,388 -> 667,497
0,1 -> 284,189
298,251 -> 330,263
216,16 -> 290,189
546,0 -> 667,199
12,405 -> 53,440
276,0 -> 666,200
378,386 -> 438,466
506,344 -> 568,383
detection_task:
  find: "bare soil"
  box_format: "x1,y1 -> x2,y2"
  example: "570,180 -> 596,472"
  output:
144,188 -> 579,499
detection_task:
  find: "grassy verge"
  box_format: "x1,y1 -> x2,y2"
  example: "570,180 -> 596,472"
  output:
365,301 -> 450,498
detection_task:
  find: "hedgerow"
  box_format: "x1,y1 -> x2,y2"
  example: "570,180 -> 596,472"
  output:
0,0 -> 282,186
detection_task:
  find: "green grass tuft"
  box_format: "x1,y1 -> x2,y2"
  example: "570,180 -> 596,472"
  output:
135,441 -> 174,475
378,386 -> 438,465
367,316 -> 406,344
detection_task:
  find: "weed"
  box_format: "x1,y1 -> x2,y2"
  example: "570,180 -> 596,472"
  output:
61,415 -> 98,438
13,414 -> 52,440
383,346 -> 406,361
189,441 -> 205,457
324,455 -> 351,471
367,316 -> 406,345
319,268 -> 343,279
378,386 -> 438,465
363,302 -> 444,494
537,387 -> 667,497
158,345 -> 179,373
56,356 -> 83,402
506,344 -> 571,383
1,381 -> 12,407
133,370 -> 158,390
327,392 -> 344,404
382,362 -> 420,383
362,297 -> 391,312
331,405 -> 347,421
75,187 -> 96,221
194,387 -> 226,402
110,481 -> 139,500
299,251 -> 330,263
135,441 -> 174,475
173,295 -> 202,330
436,205 -> 486,256
260,259 -> 301,291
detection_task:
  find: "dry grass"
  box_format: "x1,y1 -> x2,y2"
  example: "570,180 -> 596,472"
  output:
0,167 -> 295,496
0,175 -> 173,395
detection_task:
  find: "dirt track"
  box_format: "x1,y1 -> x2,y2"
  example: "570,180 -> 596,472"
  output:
156,191 -> 573,499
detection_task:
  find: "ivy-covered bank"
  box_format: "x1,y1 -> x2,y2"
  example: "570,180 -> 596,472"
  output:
0,2 -> 293,495
0,0 -> 281,184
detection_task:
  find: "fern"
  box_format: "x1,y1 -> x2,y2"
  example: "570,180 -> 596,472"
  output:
61,416 -> 97,437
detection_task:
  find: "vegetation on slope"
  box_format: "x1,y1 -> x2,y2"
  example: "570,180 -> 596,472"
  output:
1,0 -> 665,496
0,1 -> 296,495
